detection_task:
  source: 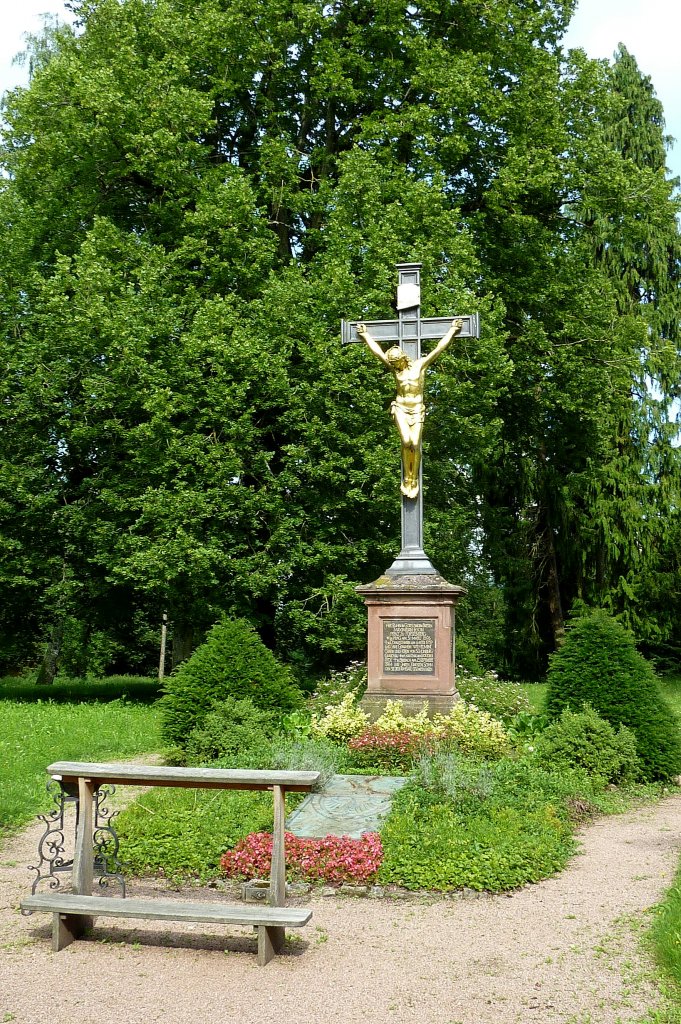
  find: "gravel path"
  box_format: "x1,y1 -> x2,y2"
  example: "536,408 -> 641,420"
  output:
2,795 -> 680,1024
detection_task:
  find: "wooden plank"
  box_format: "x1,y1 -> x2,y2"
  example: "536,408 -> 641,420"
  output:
21,894 -> 311,928
53,913 -> 90,952
72,777 -> 95,896
257,925 -> 285,966
47,763 -> 320,792
270,785 -> 286,908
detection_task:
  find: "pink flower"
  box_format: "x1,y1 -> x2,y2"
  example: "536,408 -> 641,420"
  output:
220,831 -> 383,885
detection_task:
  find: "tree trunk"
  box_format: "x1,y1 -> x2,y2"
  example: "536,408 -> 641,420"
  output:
171,623 -> 194,670
536,514 -> 565,650
36,619 -> 65,685
158,611 -> 168,682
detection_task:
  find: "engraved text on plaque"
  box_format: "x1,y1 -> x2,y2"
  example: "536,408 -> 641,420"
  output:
383,618 -> 436,675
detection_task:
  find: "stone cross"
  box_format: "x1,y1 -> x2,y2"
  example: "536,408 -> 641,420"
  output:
341,262 -> 480,575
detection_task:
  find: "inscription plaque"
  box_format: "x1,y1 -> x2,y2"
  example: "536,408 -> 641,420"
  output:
383,618 -> 436,675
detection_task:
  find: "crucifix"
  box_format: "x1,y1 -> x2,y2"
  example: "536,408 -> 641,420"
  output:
342,262 -> 480,576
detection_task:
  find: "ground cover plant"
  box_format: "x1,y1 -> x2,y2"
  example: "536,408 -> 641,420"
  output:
221,831 -> 383,885
0,700 -> 161,836
377,751 -> 647,892
114,788 -> 275,882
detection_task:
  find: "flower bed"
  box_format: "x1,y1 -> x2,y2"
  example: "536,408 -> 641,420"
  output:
220,830 -> 383,885
348,726 -> 432,771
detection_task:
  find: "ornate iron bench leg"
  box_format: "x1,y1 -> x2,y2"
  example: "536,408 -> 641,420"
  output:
25,780 -> 126,910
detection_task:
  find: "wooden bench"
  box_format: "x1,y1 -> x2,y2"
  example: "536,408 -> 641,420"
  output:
20,762 -> 320,965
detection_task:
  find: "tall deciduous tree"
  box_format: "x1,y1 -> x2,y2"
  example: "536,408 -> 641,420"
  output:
0,0 -> 678,679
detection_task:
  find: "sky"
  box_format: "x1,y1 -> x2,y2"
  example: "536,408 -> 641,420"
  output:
0,0 -> 680,183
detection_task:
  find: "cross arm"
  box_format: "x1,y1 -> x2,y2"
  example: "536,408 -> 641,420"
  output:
341,314 -> 480,345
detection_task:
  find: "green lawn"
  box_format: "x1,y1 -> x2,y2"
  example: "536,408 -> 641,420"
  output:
516,682 -> 547,713
516,677 -> 681,720
0,700 -> 162,837
659,674 -> 681,718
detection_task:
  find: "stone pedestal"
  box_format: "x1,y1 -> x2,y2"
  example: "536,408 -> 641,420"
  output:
356,574 -> 466,719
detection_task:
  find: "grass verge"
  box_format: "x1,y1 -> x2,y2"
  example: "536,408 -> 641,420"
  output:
650,858 -> 681,996
0,700 -> 162,837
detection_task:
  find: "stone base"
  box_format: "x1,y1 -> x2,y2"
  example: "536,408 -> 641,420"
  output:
360,691 -> 459,721
356,573 -> 466,705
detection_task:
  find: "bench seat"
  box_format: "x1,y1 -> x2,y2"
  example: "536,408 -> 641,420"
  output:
21,893 -> 311,965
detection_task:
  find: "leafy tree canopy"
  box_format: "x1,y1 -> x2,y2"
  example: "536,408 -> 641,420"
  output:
0,1 -> 679,680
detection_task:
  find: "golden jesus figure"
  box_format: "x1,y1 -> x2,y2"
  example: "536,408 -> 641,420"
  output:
356,318 -> 463,499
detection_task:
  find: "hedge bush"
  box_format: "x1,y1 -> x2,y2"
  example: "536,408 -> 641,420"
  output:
546,610 -> 681,781
184,697 -> 276,767
0,676 -> 160,704
160,618 -> 302,747
535,705 -> 640,785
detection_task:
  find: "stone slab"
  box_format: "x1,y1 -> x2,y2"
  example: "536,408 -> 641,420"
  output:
360,693 -> 458,720
285,774 -> 407,839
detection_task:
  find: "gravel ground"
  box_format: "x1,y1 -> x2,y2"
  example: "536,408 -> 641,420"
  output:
2,794 -> 681,1024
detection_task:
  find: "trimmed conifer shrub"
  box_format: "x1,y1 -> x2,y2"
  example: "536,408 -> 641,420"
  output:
160,617 -> 302,747
545,610 -> 681,781
184,696 -> 276,767
535,705 -> 639,784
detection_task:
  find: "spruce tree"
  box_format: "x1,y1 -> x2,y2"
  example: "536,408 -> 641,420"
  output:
546,610 -> 681,781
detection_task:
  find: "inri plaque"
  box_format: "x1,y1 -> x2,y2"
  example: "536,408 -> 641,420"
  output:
383,618 -> 436,675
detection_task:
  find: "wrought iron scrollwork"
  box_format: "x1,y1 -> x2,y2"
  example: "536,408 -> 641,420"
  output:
93,785 -> 125,896
24,779 -> 126,912
24,779 -> 75,910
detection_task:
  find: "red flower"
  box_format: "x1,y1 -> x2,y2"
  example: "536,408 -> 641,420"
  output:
220,831 -> 383,885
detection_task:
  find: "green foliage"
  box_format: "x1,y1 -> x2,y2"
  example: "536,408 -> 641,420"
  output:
115,788 -> 273,882
0,675 -> 160,704
535,705 -> 640,784
649,855 -> 681,991
308,662 -> 368,713
411,752 -> 494,808
458,672 -> 532,723
278,709 -> 314,739
270,736 -> 351,788
433,704 -> 511,760
0,701 -> 161,834
160,618 -> 302,747
508,711 -> 549,745
0,0 -> 679,684
372,700 -> 432,735
310,692 -> 369,744
184,697 -> 276,767
379,757 -> 580,891
546,610 -> 681,781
